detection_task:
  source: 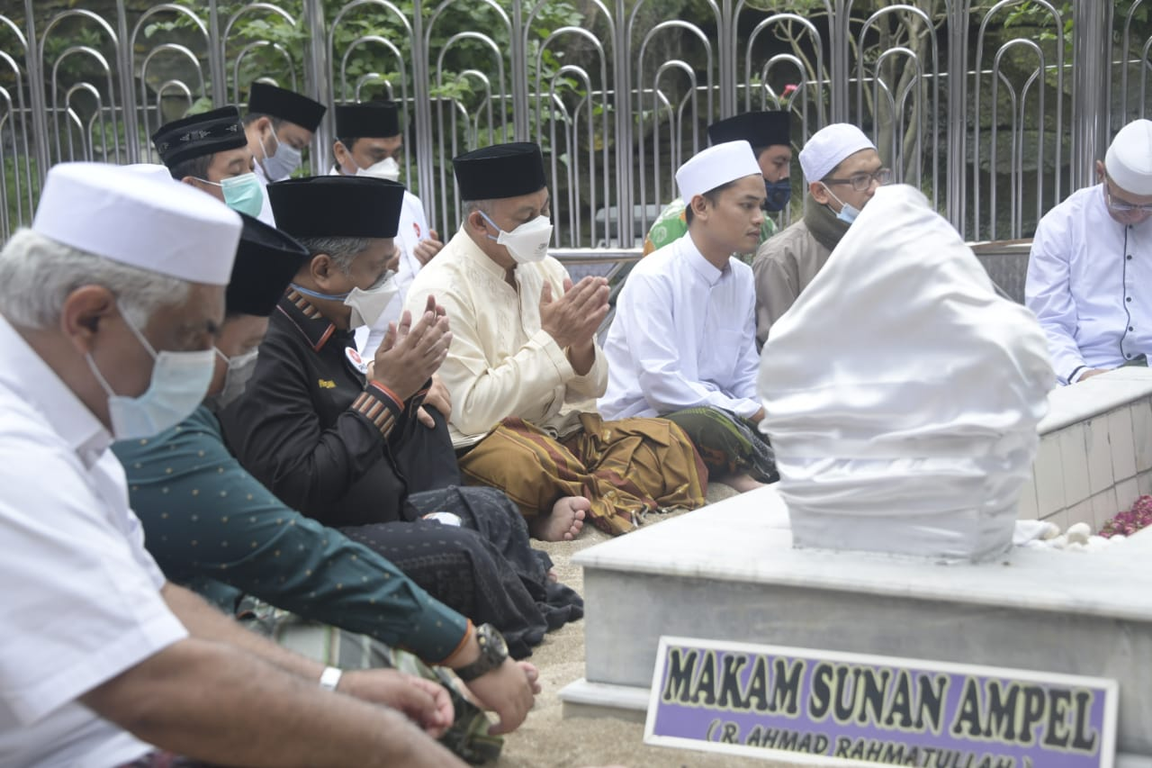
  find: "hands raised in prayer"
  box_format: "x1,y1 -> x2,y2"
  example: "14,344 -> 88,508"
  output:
539,276 -> 609,353
372,294 -> 451,401
413,229 -> 444,266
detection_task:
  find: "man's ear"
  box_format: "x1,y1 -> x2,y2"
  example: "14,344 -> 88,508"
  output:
809,181 -> 831,205
333,140 -> 350,170
688,194 -> 709,221
60,285 -> 118,356
465,209 -> 489,235
1095,159 -> 1107,184
308,253 -> 337,287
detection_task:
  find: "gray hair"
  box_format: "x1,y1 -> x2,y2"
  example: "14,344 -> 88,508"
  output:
461,199 -> 493,217
296,235 -> 372,274
0,228 -> 191,330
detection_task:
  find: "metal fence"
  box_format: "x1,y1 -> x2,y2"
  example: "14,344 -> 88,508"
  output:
0,1 -> 1143,247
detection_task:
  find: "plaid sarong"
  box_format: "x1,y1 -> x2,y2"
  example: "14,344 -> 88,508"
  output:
238,600 -> 502,765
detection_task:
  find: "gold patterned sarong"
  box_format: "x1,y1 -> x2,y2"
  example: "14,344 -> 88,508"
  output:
458,412 -> 708,535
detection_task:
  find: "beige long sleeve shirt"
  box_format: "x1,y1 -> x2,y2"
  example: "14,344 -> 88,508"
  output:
405,228 -> 607,447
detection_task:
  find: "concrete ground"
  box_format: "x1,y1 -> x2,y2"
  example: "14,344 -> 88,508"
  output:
493,483 -> 807,768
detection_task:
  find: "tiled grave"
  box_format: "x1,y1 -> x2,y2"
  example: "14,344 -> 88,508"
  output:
561,368 -> 1152,763
1026,368 -> 1152,528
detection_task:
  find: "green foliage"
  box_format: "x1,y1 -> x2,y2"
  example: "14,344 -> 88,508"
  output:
140,0 -> 584,109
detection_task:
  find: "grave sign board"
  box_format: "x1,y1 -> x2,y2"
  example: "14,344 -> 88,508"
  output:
644,637 -> 1117,767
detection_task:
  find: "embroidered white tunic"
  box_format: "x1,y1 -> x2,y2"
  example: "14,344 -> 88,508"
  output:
405,228 -> 607,447
0,315 -> 188,767
599,232 -> 761,420
1026,183 -> 1152,384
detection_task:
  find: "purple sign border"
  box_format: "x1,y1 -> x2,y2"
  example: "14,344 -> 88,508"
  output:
644,636 -> 1118,767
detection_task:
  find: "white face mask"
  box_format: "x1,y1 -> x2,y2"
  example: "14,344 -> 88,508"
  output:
344,273 -> 399,328
291,271 -> 398,329
261,130 -> 302,181
86,306 -> 216,440
480,210 -> 553,264
356,156 -> 401,182
207,347 -> 259,411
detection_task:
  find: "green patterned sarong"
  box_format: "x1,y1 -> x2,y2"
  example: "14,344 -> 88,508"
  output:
665,406 -> 778,483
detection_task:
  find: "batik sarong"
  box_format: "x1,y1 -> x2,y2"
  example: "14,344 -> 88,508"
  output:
458,412 -> 707,536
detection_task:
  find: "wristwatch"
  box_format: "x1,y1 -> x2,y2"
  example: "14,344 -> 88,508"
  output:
454,623 -> 509,682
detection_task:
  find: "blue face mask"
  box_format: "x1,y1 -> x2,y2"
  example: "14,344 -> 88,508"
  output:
86,304 -> 216,440
763,179 -> 792,212
200,173 -> 265,218
261,130 -> 302,181
822,184 -> 861,225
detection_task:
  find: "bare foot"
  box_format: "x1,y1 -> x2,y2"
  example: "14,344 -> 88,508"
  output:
527,496 -> 588,541
715,472 -> 766,493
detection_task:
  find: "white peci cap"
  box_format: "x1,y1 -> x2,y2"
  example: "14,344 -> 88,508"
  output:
675,140 -> 762,204
32,162 -> 241,286
798,123 -> 876,183
122,162 -> 176,182
1105,119 -> 1152,196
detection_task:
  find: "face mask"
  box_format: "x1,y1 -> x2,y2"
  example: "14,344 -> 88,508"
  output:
261,130 -> 302,181
356,156 -> 401,182
206,347 -> 259,411
200,173 -> 265,218
292,271 -> 398,329
479,210 -> 553,264
822,184 -> 861,225
86,306 -> 216,440
763,179 -> 792,212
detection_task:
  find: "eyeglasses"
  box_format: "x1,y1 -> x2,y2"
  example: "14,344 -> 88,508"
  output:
823,168 -> 892,192
1105,187 -> 1152,214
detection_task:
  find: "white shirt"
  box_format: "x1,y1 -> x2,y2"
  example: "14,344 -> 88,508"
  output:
1026,183 -> 1152,384
252,161 -> 278,226
599,232 -> 761,420
0,315 -> 188,767
406,228 -> 607,447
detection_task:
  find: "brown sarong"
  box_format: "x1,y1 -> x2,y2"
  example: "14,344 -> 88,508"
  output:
458,412 -> 708,535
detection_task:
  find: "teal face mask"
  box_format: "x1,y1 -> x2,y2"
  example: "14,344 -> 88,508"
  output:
87,303 -> 216,440
200,173 -> 265,218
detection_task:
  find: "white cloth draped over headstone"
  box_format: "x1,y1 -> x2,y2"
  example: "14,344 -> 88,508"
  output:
758,184 -> 1054,561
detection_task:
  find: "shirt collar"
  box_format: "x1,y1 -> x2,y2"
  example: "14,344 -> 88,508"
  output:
451,226 -> 513,280
276,288 -> 340,352
681,232 -> 727,287
0,314 -> 111,467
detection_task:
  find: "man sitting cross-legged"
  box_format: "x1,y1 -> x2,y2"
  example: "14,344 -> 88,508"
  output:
406,142 -> 707,539
218,174 -> 582,658
600,141 -> 777,492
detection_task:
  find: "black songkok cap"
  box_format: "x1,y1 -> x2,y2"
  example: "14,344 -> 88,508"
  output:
227,214 -> 310,316
267,176 -> 406,239
336,102 -> 401,139
248,82 -> 327,133
151,106 -> 246,168
708,111 -> 791,149
452,142 -> 547,200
